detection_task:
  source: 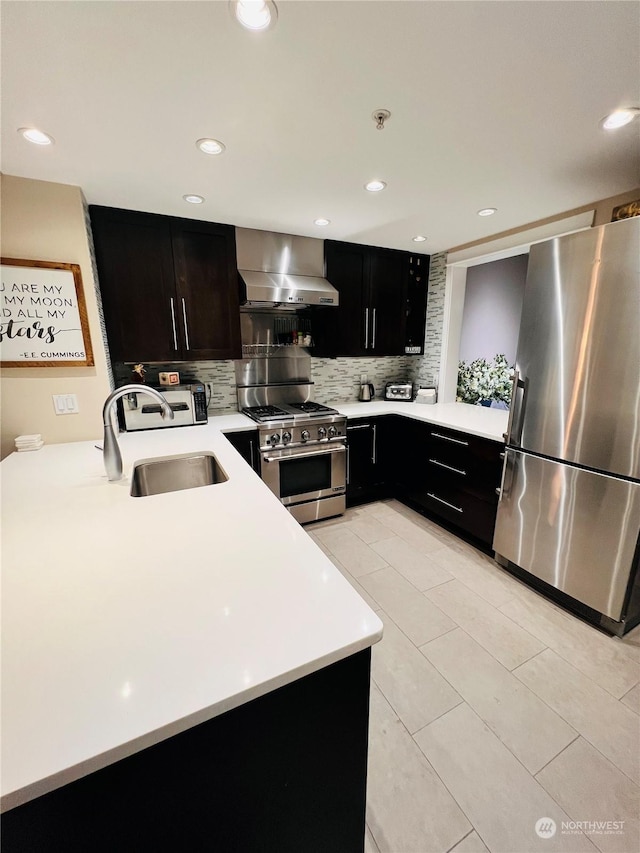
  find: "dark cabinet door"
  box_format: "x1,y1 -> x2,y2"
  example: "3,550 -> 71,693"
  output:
90,207 -> 177,362
405,254 -> 429,354
315,241 -> 369,356
171,219 -> 241,361
346,418 -> 387,505
224,429 -> 260,473
368,249 -> 406,356
318,241 -> 429,357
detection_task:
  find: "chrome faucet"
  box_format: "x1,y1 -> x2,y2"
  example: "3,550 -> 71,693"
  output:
102,384 -> 174,481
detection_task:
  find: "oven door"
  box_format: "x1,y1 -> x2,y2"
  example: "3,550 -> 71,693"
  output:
261,443 -> 346,506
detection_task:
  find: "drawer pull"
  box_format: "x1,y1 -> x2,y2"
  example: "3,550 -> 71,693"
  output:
431,432 -> 469,447
427,493 -> 464,513
428,458 -> 466,476
347,424 -> 371,430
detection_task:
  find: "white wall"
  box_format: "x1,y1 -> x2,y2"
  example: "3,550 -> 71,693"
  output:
459,254 -> 527,364
0,175 -> 112,459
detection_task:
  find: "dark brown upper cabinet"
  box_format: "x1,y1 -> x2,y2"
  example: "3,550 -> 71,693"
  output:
313,240 -> 429,357
90,206 -> 241,362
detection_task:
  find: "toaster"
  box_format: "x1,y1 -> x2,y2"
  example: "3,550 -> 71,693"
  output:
384,382 -> 414,401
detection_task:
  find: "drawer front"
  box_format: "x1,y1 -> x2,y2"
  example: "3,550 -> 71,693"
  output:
425,459 -> 499,504
416,481 -> 499,545
425,428 -> 503,494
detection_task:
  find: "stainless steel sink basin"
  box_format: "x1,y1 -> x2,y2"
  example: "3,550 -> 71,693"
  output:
130,452 -> 228,497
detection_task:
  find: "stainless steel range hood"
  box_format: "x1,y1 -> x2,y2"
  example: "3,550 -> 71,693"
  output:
236,227 -> 339,307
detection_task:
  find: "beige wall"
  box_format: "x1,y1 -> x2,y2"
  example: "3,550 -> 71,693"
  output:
448,187 -> 640,253
1,175 -> 112,459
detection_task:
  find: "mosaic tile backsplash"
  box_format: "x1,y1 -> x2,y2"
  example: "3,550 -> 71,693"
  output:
112,251 -> 447,411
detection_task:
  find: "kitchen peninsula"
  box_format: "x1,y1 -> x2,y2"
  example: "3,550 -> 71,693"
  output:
1,417 -> 382,851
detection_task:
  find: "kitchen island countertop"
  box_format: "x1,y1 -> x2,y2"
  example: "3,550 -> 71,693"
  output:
0,420 -> 381,812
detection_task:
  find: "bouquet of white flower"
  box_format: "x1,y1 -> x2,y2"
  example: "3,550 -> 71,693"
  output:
457,354 -> 513,406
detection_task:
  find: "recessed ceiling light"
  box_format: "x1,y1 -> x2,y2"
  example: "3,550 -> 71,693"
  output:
477,208 -> 497,216
601,108 -> 640,130
314,218 -> 331,226
365,180 -> 387,192
412,235 -> 427,242
230,0 -> 277,31
196,138 -> 226,155
183,194 -> 205,204
18,127 -> 54,146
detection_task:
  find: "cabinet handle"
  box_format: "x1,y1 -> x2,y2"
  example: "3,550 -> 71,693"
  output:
428,458 -> 466,476
364,308 -> 369,349
346,444 -> 350,485
170,298 -> 178,351
347,424 -> 371,430
249,439 -> 256,471
372,423 -> 377,464
430,431 -> 469,446
372,308 -> 377,349
427,493 -> 464,513
181,298 -> 190,351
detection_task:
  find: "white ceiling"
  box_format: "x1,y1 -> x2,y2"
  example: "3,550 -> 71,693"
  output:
2,1 -> 639,253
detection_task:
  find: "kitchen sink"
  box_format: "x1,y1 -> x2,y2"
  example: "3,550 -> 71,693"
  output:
130,452 -> 228,497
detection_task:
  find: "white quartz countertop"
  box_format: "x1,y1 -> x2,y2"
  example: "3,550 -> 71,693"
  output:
334,400 -> 508,442
0,419 -> 382,811
1,401 -> 505,811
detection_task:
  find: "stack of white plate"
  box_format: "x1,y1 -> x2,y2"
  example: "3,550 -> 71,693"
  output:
15,434 -> 44,452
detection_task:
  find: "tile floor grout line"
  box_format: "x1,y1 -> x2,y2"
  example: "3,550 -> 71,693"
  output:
412,702 -> 602,853
496,598 -> 640,696
417,633 -> 584,780
540,735 -> 640,795
514,645 -> 639,710
531,732 -> 581,778
407,702 -> 491,853
620,681 -> 640,705
378,601 -> 460,655
511,650 -> 640,784
444,827 -> 475,853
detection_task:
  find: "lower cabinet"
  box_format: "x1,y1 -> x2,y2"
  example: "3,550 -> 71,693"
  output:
360,415 -> 504,547
224,429 -> 261,474
2,650 -> 372,853
346,418 -> 388,506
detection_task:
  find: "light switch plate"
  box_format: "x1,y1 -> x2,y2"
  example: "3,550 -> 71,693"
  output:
52,394 -> 79,414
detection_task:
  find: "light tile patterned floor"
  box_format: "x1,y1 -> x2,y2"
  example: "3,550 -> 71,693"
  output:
307,500 -> 640,853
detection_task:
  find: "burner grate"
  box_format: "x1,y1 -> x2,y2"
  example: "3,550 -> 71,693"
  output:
242,405 -> 293,422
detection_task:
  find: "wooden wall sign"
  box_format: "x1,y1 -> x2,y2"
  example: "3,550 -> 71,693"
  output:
1,258 -> 94,367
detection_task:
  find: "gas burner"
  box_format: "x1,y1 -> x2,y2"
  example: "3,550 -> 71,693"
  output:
286,401 -> 338,417
242,405 -> 294,424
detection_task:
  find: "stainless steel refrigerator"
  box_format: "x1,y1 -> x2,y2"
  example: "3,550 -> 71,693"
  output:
493,216 -> 640,635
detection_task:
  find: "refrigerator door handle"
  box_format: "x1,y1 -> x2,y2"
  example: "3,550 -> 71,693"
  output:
496,448 -> 514,501
503,370 -> 526,444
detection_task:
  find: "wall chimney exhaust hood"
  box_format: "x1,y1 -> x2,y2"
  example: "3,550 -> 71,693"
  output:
236,227 -> 339,307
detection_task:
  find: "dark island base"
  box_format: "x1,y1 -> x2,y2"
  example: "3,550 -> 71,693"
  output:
3,649 -> 372,853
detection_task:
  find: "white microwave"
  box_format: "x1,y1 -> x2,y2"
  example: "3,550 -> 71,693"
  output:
119,384 -> 208,431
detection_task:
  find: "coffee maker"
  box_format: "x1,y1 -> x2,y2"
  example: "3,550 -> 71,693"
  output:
358,376 -> 374,402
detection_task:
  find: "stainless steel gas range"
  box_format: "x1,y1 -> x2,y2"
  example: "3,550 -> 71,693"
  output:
236,350 -> 346,524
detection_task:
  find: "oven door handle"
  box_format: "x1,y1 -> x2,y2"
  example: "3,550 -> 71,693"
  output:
263,444 -> 346,463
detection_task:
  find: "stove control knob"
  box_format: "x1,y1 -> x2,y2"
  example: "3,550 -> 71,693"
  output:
270,433 -> 281,446
328,426 -> 338,438
301,429 -> 310,442
282,431 -> 292,444
318,426 -> 327,439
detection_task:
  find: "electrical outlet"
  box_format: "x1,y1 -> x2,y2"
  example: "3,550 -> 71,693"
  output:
52,394 -> 79,415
